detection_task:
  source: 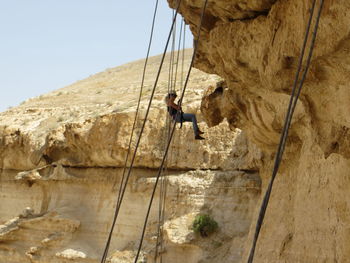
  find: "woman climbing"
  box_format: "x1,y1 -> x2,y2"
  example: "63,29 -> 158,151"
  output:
165,92 -> 205,140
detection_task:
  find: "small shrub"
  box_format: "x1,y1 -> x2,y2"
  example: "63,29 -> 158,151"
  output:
192,214 -> 218,237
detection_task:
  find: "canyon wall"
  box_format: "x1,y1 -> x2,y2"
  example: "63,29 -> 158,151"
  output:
0,52 -> 262,262
167,0 -> 350,262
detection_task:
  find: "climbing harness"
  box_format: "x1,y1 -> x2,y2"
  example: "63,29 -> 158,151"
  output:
247,0 -> 325,262
179,110 -> 184,129
167,104 -> 184,128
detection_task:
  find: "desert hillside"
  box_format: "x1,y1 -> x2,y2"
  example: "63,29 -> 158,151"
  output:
0,49 -> 262,263
2,0 -> 347,262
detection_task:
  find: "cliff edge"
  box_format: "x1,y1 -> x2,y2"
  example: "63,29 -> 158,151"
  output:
0,51 -> 262,262
168,0 -> 350,262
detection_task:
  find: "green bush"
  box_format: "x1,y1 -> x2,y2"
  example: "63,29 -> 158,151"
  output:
192,214 -> 218,237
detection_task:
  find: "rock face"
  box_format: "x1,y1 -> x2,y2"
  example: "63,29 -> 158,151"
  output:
0,51 -> 262,262
167,0 -> 350,262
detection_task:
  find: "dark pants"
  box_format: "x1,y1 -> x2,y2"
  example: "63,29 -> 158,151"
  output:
174,113 -> 199,136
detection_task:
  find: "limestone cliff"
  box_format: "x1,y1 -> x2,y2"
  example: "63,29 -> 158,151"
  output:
0,51 -> 262,262
167,0 -> 350,262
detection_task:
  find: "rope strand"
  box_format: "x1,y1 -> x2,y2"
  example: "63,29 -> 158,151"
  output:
100,1 -> 182,262
133,1 -> 209,262
154,17 -> 186,263
247,0 -> 324,262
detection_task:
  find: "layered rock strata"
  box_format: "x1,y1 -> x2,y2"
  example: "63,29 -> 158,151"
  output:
167,0 -> 350,262
0,52 -> 262,262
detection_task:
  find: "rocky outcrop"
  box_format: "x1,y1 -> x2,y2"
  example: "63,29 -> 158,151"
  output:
0,51 -> 262,262
168,0 -> 350,262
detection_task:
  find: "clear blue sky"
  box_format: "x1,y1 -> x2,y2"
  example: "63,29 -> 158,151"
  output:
0,1 -> 193,112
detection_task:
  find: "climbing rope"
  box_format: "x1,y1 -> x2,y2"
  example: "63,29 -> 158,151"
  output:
154,14 -> 176,261
102,0 -> 159,261
133,1 -> 209,262
167,10 -> 176,94
100,1 -> 183,262
247,0 -> 325,262
181,22 -> 186,89
154,16 -> 176,262
154,17 -> 186,263
172,18 -> 185,92
154,114 -> 171,263
112,0 -> 159,204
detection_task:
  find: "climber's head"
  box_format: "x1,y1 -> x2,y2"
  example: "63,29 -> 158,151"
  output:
165,91 -> 177,104
168,91 -> 177,99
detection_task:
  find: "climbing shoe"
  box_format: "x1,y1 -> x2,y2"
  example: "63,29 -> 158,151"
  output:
198,130 -> 204,135
195,135 -> 205,140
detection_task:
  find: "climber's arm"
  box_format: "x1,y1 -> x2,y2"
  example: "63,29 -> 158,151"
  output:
167,100 -> 181,111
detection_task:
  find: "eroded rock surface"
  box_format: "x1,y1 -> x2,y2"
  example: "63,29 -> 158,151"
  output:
0,51 -> 262,262
168,0 -> 350,262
